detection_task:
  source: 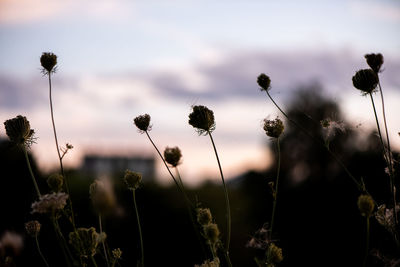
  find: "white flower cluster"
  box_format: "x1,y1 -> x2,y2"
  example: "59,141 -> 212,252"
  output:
31,192 -> 69,214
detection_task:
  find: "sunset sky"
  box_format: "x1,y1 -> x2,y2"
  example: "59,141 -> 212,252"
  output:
1,0 -> 400,185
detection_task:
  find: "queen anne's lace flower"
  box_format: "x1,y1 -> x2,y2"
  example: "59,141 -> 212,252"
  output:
31,192 -> 68,214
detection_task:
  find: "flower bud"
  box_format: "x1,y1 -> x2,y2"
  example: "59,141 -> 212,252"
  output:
257,73 -> 271,91
352,69 -> 378,95
89,179 -> 116,214
196,208 -> 212,225
134,114 -> 151,132
263,118 -> 284,138
112,248 -> 122,260
365,53 -> 384,74
203,223 -> 220,245
357,194 -> 375,218
4,115 -> 35,147
25,220 -> 41,237
266,243 -> 283,263
124,170 -> 142,190
40,52 -> 57,73
164,146 -> 182,167
188,105 -> 215,135
47,173 -> 64,192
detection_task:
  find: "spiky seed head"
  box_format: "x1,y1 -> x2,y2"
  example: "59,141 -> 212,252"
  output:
257,73 -> 271,92
263,118 -> 284,138
188,105 -> 215,135
4,115 -> 35,147
266,243 -> 283,263
47,173 -> 64,192
196,208 -> 212,225
365,53 -> 384,74
69,227 -> 100,257
352,69 -> 378,95
40,52 -> 57,73
112,248 -> 122,260
124,170 -> 142,190
25,221 -> 41,237
164,146 -> 182,167
134,114 -> 151,132
358,194 -> 375,218
203,223 -> 220,245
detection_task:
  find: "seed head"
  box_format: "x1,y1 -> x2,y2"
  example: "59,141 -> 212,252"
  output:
134,114 -> 151,132
194,258 -> 220,267
25,221 -> 41,237
31,192 -> 68,214
112,248 -> 122,260
266,243 -> 283,263
4,115 -> 35,147
89,179 -> 116,214
188,105 -> 216,135
365,53 -> 384,74
203,223 -> 220,245
69,227 -> 100,258
124,170 -> 142,191
40,52 -> 57,73
357,194 -> 375,218
164,146 -> 182,167
196,208 -> 212,225
352,69 -> 378,95
257,73 -> 271,92
47,173 -> 64,192
263,118 -> 284,138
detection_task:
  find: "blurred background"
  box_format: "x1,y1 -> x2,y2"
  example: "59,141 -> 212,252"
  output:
1,0 -> 400,266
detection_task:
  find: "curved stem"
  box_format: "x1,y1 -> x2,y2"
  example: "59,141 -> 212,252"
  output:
270,138 -> 281,234
23,147 -> 41,198
99,214 -> 110,267
133,191 -> 144,267
266,91 -> 364,192
363,217 -> 370,267
35,235 -> 50,267
48,73 -> 76,229
208,131 -> 231,253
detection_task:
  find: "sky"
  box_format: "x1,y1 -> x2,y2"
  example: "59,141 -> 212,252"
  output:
1,0 -> 400,185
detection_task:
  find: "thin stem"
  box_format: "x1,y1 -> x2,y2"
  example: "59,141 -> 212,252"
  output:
23,147 -> 41,198
133,190 -> 144,267
363,217 -> 370,267
52,215 -> 73,267
48,73 -> 76,229
266,91 -> 364,192
208,131 -> 231,253
99,214 -> 110,267
270,138 -> 281,234
91,256 -> 99,267
35,235 -> 50,267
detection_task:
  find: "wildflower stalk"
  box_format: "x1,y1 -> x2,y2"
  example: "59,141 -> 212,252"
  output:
132,190 -> 144,267
99,215 -> 110,267
363,217 -> 370,267
208,131 -> 231,253
270,138 -> 281,234
48,72 -> 76,230
265,90 -> 364,192
91,256 -> 99,267
52,215 -> 73,267
35,235 -> 49,267
23,147 -> 41,198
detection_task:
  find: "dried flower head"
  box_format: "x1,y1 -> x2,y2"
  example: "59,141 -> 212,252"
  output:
164,146 -> 182,167
194,258 -> 220,267
203,223 -> 220,245
124,170 -> 142,191
365,53 -> 384,74
40,52 -> 57,73
266,243 -> 283,264
257,73 -> 271,92
4,115 -> 35,147
375,204 -> 400,235
89,179 -> 116,214
196,208 -> 212,225
69,227 -> 100,258
112,248 -> 122,260
0,231 -> 23,257
134,114 -> 151,132
357,194 -> 375,218
188,105 -> 216,135
47,173 -> 64,193
352,69 -> 378,95
320,118 -> 345,141
25,221 -> 41,237
31,192 -> 68,214
246,223 -> 273,250
263,118 -> 284,138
